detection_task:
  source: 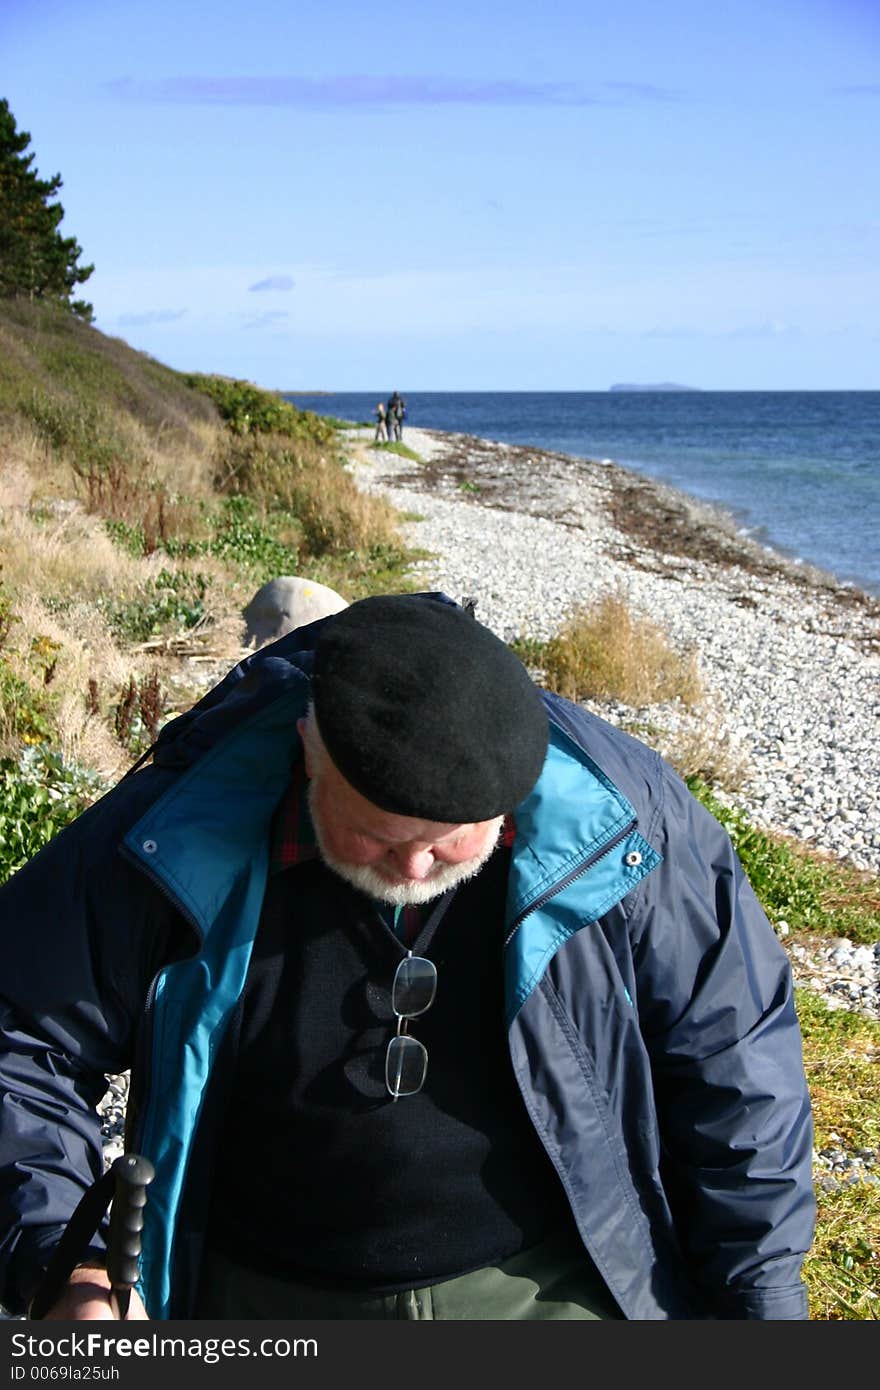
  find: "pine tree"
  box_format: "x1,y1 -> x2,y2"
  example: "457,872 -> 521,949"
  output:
0,98 -> 94,320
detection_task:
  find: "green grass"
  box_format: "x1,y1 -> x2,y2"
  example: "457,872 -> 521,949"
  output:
95,569 -> 212,644
799,993 -> 880,1153
806,1180 -> 880,1320
369,440 -> 424,463
0,300 -> 218,455
797,992 -> 880,1319
689,777 -> 880,945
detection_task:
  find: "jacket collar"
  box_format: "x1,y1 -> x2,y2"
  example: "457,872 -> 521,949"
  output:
503,717 -> 661,1021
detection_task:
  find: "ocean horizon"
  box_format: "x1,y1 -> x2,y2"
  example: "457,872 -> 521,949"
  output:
283,390 -> 880,598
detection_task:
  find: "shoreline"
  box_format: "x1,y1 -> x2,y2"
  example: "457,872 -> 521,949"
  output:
290,391 -> 880,603
345,424 -> 880,879
412,426 -> 880,625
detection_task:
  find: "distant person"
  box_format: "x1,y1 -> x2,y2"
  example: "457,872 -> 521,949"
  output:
387,391 -> 406,442
373,401 -> 388,443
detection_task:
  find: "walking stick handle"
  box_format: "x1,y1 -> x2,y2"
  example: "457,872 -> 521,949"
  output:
106,1153 -> 154,1319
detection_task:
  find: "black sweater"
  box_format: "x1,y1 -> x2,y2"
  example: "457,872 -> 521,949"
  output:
208,846 -> 570,1290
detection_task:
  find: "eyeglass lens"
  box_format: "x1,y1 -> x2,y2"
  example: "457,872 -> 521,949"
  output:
386,1034 -> 428,1097
391,954 -> 437,1018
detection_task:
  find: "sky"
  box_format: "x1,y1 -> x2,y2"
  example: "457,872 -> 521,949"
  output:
2,0 -> 879,391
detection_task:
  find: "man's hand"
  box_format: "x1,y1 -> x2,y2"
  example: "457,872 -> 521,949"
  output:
42,1263 -> 149,1320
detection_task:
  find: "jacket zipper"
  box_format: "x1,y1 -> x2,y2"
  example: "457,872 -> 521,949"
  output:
119,845 -> 204,1154
504,814 -> 641,1313
503,818 -> 637,949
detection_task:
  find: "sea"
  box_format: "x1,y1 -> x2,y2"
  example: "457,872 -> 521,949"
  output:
282,391 -> 880,598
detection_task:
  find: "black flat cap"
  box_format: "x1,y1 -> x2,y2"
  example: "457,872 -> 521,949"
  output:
311,594 -> 548,821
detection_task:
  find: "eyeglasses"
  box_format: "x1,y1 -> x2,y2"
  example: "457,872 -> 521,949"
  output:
385,952 -> 437,1101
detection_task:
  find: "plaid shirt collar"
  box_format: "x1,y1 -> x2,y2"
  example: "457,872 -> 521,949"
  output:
271,760 -> 318,873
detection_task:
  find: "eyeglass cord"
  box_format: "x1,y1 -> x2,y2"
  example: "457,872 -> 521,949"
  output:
375,885 -> 459,962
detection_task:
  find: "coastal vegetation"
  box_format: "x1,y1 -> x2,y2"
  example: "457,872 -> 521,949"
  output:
513,591 -> 704,709
0,317 -> 876,1314
0,298 -> 417,802
511,598 -> 746,787
798,996 -> 880,1319
689,779 -> 879,948
370,439 -> 425,463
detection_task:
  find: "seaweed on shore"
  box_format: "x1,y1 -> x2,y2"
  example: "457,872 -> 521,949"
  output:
404,429 -> 880,656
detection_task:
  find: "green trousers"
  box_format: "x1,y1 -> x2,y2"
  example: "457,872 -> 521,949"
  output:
195,1229 -> 622,1320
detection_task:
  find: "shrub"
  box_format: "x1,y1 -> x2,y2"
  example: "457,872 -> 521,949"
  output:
0,745 -> 98,884
212,436 -> 400,564
185,374 -> 335,442
0,666 -> 53,747
206,495 -> 300,576
0,590 -> 55,750
212,432 -> 327,509
286,458 -> 399,558
112,670 -> 167,754
97,569 -> 212,643
102,489 -> 210,558
518,592 -> 703,708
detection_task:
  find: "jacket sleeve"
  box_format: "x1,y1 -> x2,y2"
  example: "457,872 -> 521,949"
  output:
628,762 -> 815,1320
0,778 -> 182,1313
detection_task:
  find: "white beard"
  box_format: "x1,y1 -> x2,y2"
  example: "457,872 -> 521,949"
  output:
307,782 -> 503,906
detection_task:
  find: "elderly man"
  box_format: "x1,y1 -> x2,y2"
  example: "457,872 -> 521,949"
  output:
0,593 -> 814,1320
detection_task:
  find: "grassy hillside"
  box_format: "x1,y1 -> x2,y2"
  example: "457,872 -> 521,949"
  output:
0,301 -> 416,862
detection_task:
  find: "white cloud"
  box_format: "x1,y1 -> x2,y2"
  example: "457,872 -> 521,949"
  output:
249,276 -> 295,293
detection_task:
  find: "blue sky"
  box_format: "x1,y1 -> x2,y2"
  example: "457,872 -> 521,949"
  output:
2,0 -> 878,389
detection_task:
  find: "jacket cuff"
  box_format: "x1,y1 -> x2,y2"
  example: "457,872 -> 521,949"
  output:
716,1283 -> 810,1320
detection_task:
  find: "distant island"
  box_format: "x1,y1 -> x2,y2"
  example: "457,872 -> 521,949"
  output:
609,383 -> 701,392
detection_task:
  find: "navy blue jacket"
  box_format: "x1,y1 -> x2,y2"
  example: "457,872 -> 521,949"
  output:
0,600 -> 815,1319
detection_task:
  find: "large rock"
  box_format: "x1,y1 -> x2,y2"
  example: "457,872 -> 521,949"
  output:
242,576 -> 348,647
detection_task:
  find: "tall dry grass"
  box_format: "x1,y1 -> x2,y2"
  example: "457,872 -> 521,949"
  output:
0,448 -> 245,776
1,592 -> 137,779
214,433 -> 400,558
539,591 -> 704,708
520,592 -> 751,789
